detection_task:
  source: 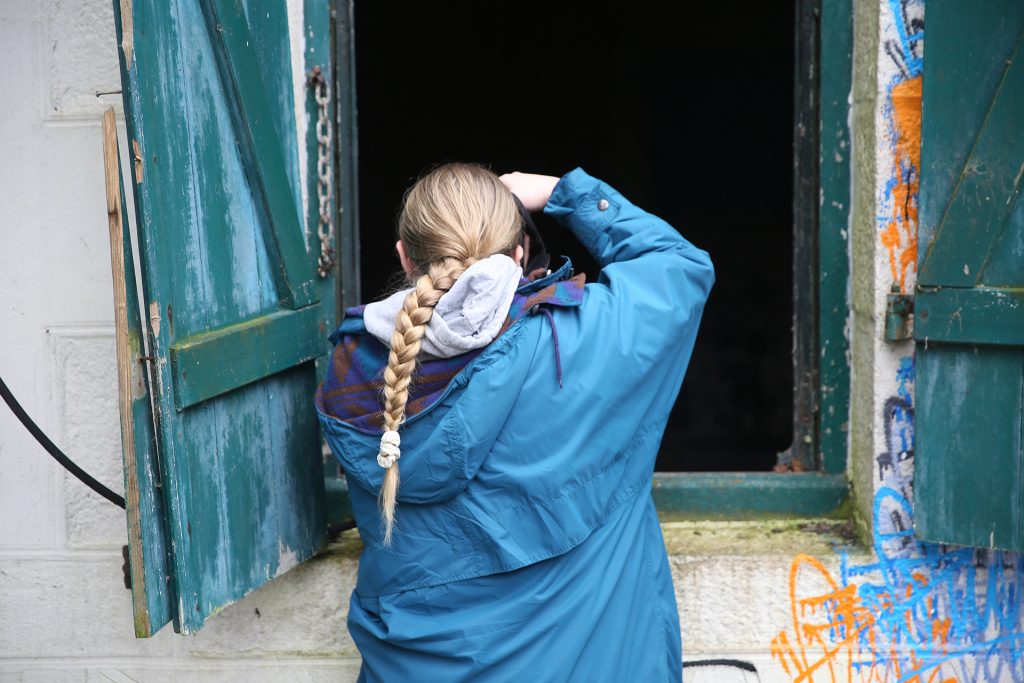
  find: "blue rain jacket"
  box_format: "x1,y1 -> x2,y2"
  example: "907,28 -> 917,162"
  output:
317,168 -> 714,682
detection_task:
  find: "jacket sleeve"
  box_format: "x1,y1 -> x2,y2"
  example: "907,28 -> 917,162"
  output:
542,168 -> 714,421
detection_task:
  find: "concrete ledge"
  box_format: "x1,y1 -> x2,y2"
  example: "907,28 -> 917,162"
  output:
0,521 -> 864,682
0,659 -> 361,683
661,518 -> 861,557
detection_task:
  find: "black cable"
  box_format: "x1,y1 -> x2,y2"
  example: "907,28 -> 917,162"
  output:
682,659 -> 759,673
0,374 -> 126,509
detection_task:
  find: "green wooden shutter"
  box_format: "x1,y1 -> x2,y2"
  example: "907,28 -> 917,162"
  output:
914,0 -> 1024,551
113,0 -> 337,635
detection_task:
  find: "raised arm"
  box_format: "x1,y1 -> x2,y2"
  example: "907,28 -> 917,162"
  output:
543,168 -> 713,288
503,168 -> 715,421
503,167 -> 714,326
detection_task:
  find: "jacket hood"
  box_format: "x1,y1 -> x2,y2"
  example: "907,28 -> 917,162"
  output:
319,319 -> 536,504
316,259 -> 585,505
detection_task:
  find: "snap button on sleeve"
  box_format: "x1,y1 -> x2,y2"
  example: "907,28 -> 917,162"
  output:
598,198 -> 610,211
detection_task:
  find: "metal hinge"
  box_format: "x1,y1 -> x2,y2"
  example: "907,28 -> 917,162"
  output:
883,283 -> 914,341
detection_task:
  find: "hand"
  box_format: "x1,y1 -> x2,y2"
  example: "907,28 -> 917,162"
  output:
499,172 -> 560,212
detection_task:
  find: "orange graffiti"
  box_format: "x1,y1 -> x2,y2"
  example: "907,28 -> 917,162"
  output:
771,554 -> 874,683
882,75 -> 922,294
770,553 -> 959,683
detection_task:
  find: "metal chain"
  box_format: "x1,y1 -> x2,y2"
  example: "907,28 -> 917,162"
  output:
310,66 -> 335,278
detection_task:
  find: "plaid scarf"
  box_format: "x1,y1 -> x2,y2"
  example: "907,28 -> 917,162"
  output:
316,268 -> 585,434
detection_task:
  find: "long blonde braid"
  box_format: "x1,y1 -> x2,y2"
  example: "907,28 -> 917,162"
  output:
376,163 -> 522,546
378,258 -> 469,544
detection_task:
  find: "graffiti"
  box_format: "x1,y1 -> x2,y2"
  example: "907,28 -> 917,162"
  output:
772,354 -> 1024,682
879,0 -> 925,294
772,496 -> 1024,682
771,501 -> 1024,682
883,0 -> 924,81
770,553 -> 873,683
876,356 -> 915,538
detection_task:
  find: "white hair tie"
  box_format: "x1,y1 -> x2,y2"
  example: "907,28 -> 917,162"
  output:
377,429 -> 401,469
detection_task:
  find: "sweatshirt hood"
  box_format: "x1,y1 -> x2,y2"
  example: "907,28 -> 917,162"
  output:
362,254 -> 523,360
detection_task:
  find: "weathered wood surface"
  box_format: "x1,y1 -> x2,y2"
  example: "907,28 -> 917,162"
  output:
104,106 -> 173,636
114,0 -> 333,634
914,0 -> 1024,552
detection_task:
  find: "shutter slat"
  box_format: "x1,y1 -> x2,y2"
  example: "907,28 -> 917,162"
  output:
919,34 -> 1024,288
916,287 -> 1024,346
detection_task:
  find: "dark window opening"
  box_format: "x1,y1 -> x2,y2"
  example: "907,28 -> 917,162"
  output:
354,0 -> 795,471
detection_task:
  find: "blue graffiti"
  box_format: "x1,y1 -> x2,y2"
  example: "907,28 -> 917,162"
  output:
885,0 -> 924,80
839,488 -> 1024,682
838,356 -> 1024,682
877,357 -> 915,510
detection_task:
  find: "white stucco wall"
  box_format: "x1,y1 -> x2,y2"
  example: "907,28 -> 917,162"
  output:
0,1 -> 362,679
3,0 -> 1020,681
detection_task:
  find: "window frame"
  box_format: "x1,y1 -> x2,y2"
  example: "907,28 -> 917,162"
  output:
323,0 -> 853,525
650,0 -> 852,520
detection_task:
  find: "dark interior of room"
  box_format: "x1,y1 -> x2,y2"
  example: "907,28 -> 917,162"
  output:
353,0 -> 795,471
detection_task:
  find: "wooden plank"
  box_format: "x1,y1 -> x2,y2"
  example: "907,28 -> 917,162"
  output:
303,0 -> 342,388
264,365 -> 327,573
127,0 -> 218,632
199,0 -> 317,309
919,32 -> 1024,287
333,0 -> 361,312
916,287 -> 1024,346
980,176 -> 1024,287
102,107 -> 173,636
309,0 -> 344,490
247,3 -> 302,200
651,473 -> 849,519
323,472 -> 850,524
915,345 -> 1023,550
791,0 -> 819,471
817,0 -> 853,475
918,1 -> 1024,265
169,306 -> 322,410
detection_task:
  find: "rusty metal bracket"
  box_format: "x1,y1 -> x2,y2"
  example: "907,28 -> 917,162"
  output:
883,283 -> 914,341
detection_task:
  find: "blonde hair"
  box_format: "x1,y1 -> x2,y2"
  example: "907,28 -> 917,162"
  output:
378,163 -> 522,545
